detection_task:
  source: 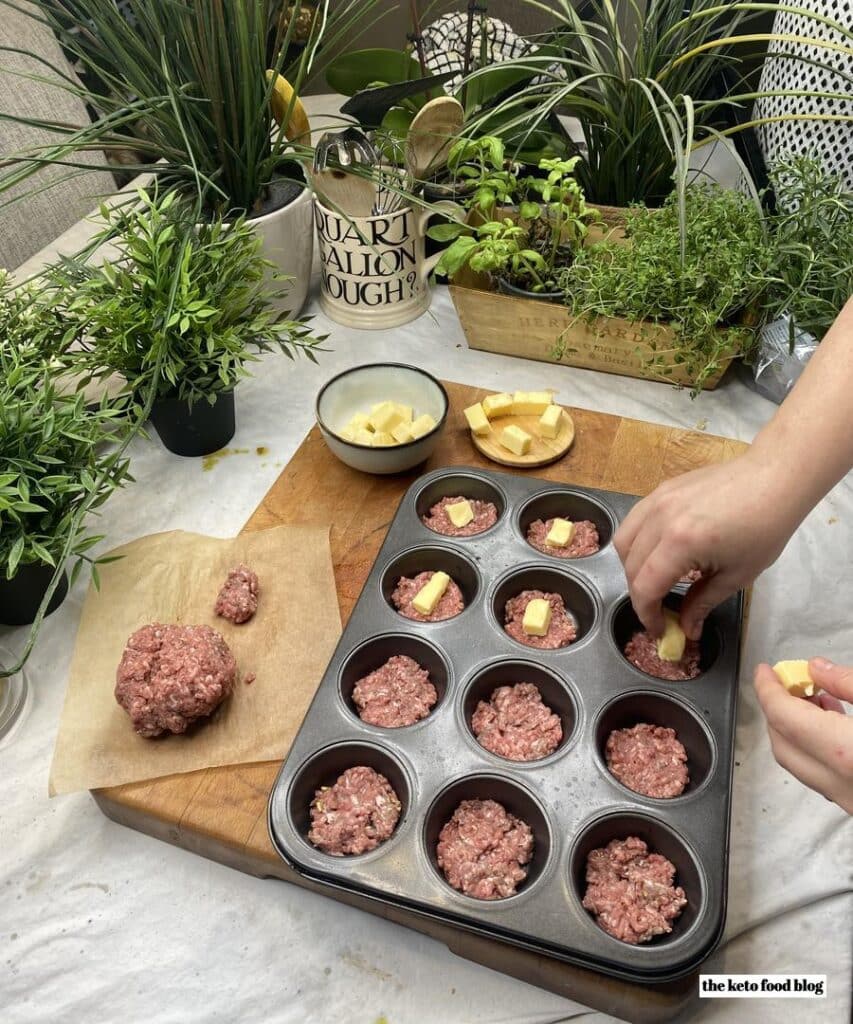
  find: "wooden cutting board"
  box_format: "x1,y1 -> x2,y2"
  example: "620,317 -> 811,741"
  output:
93,380 -> 747,1023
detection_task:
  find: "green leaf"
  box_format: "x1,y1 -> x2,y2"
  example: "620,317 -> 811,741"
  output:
426,223 -> 467,242
8,536 -> 25,578
325,49 -> 422,96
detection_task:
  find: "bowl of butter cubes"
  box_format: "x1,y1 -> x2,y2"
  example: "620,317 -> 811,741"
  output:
316,363 -> 449,474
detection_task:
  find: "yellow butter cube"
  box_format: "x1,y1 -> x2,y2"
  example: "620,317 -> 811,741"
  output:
482,393 -> 514,419
394,403 -> 413,423
656,610 -> 686,662
391,422 -> 414,444
773,659 -> 817,698
546,518 -> 575,547
354,427 -> 374,446
446,500 -> 474,528
369,401 -> 404,434
338,425 -> 357,442
463,402 -> 491,436
371,431 -> 395,447
348,412 -> 372,432
500,425 -> 532,456
539,404 -> 563,439
410,413 -> 437,439
412,571 -> 450,615
512,390 -> 554,416
522,598 -> 552,636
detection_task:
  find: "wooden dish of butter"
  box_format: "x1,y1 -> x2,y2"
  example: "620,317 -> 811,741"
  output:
464,390 -> 575,468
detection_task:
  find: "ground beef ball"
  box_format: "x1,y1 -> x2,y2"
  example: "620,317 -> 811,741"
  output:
582,836 -> 687,944
352,654 -> 438,728
115,623 -> 237,737
605,724 -> 689,798
680,568 -> 703,584
503,589 -> 577,649
624,631 -> 701,681
214,564 -> 259,624
437,799 -> 534,900
391,571 -> 465,622
472,683 -> 562,761
422,496 -> 498,537
308,766 -> 401,856
526,518 -> 600,558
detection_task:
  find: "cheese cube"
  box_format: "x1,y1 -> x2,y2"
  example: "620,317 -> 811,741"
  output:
656,610 -> 686,662
354,427 -> 374,446
522,598 -> 552,636
482,393 -> 514,419
446,499 -> 474,528
463,402 -> 491,436
773,659 -> 817,698
539,404 -> 563,439
348,412 -> 372,432
512,390 -> 554,416
391,422 -> 414,444
500,425 -> 532,456
368,401 -> 404,434
412,571 -> 450,615
371,431 -> 395,447
394,403 -> 413,423
338,425 -> 357,442
546,518 -> 575,547
410,413 -> 437,439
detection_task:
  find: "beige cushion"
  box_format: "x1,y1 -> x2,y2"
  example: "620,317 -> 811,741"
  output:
0,3 -> 116,270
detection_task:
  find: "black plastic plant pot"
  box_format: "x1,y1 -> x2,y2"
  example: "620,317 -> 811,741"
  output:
497,277 -> 565,304
150,390 -> 236,458
0,561 -> 69,627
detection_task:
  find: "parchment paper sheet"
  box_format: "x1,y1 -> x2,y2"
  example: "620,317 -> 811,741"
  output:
49,526 -> 341,794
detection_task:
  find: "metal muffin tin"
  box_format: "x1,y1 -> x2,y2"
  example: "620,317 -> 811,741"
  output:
268,466 -> 743,984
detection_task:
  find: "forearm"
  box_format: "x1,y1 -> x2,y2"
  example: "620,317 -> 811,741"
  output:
747,296 -> 853,522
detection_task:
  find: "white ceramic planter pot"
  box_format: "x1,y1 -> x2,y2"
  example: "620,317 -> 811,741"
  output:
250,185 -> 314,316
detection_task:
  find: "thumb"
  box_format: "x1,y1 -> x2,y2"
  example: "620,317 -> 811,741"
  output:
679,572 -> 737,641
808,658 -> 853,703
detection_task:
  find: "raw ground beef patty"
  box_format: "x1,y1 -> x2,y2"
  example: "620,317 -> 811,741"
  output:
503,589 -> 577,649
422,496 -> 498,537
437,799 -> 534,900
214,564 -> 259,624
526,518 -> 600,558
391,570 -> 465,622
115,623 -> 237,737
308,766 -> 402,856
583,836 -> 687,944
472,682 -> 562,761
605,723 -> 689,798
352,654 -> 438,728
624,630 -> 701,681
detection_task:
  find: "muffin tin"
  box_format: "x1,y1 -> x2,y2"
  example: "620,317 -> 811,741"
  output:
268,467 -> 743,983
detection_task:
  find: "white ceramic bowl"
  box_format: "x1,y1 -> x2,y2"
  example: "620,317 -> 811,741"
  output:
316,363 -> 449,475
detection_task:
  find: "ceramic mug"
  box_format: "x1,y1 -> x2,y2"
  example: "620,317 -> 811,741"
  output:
314,198 -> 463,330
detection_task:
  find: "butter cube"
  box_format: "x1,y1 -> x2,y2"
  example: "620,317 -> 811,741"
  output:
371,431 -> 395,447
410,413 -> 437,439
539,404 -> 563,439
482,393 -> 514,419
463,402 -> 491,436
412,571 -> 450,615
446,499 -> 474,528
522,597 -> 552,636
773,659 -> 817,698
354,427 -> 374,446
348,412 -> 372,432
394,403 -> 413,423
512,390 -> 554,416
656,610 -> 686,662
338,425 -> 357,442
369,401 -> 404,434
391,422 -> 414,444
500,424 -> 532,456
546,518 -> 575,547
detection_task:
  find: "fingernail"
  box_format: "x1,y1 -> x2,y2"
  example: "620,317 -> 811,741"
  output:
810,657 -> 834,673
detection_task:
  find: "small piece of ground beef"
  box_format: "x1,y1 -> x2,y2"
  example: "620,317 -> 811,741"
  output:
214,564 -> 259,624
526,518 -> 600,558
352,654 -> 438,728
437,799 -> 534,900
308,766 -> 401,856
605,723 -> 689,798
472,683 -> 562,761
503,589 -> 577,649
422,496 -> 498,537
582,836 -> 687,944
680,569 -> 703,584
623,631 -> 701,681
391,571 -> 465,622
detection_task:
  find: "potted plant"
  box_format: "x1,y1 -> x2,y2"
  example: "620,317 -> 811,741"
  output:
0,0 -> 381,315
52,188 -> 323,457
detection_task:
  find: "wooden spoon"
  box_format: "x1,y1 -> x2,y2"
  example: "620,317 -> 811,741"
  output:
310,168 -> 377,219
405,96 -> 464,180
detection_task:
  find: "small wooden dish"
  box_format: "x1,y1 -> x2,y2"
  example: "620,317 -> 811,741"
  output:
471,409 -> 575,468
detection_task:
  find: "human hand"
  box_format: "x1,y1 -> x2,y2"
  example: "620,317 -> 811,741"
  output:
754,658 -> 853,814
614,451 -> 804,638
